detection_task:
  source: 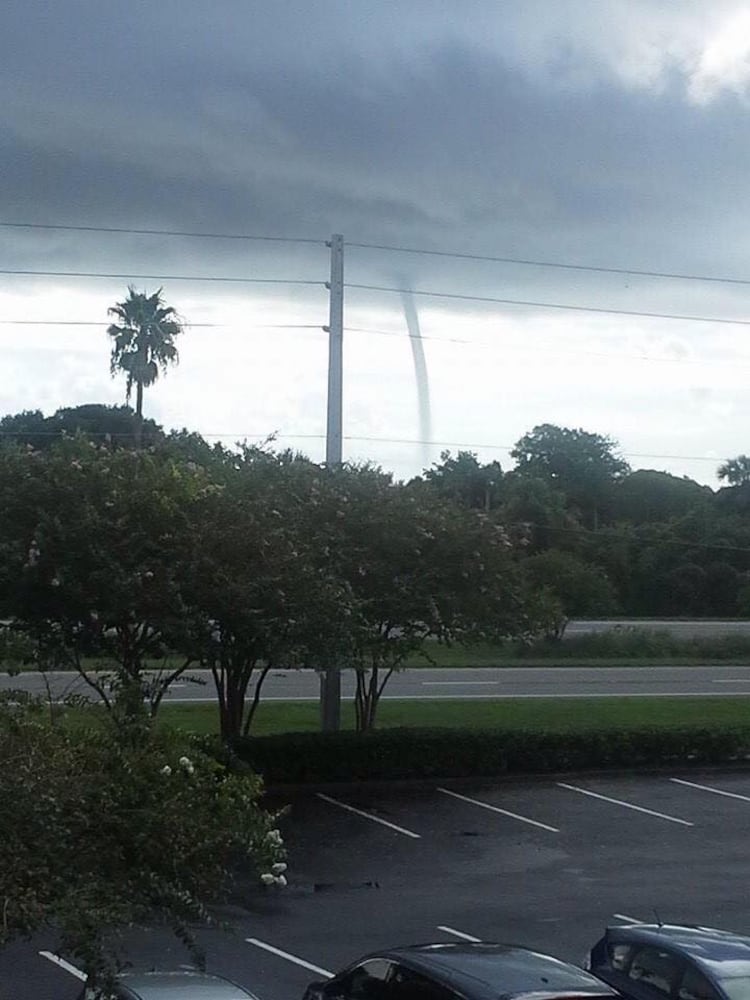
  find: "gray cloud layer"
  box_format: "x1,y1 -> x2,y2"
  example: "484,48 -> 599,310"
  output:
2,1 -> 750,482
3,1 -> 750,270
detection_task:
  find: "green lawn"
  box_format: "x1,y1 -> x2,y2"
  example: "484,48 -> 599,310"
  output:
156,696 -> 750,737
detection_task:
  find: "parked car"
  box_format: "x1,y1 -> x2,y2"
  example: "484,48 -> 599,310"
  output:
304,941 -> 621,1000
76,969 -> 259,999
587,923 -> 750,1000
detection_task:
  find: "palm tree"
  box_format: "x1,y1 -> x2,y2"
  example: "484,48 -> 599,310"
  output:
107,287 -> 183,446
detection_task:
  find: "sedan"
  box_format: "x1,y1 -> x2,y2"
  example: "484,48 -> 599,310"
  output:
304,941 -> 621,1000
587,923 -> 750,1000
77,969 -> 259,999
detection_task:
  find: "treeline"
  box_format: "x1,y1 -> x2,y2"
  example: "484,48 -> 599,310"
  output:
2,405 -> 749,735
420,423 -> 750,620
0,405 -> 554,735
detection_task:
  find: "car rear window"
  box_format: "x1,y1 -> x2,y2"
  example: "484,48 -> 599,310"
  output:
720,978 -> 750,1000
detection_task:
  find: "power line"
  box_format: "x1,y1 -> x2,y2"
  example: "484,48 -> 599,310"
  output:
4,222 -> 748,288
344,324 -> 750,369
0,428 -> 724,463
348,283 -> 750,328
506,520 -> 750,556
349,240 -> 750,288
345,325 -> 475,346
0,268 -> 325,286
335,435 -> 723,464
0,221 -> 323,245
2,318 -> 745,368
0,320 -> 323,329
3,318 -> 744,368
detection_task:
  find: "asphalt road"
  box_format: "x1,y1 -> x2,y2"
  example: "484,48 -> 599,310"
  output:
7,769 -> 750,1000
5,664 -> 750,703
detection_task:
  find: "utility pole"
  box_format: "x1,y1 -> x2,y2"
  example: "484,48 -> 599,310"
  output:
321,233 -> 344,731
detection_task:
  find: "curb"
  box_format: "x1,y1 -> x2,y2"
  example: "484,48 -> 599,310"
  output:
264,760 -> 750,798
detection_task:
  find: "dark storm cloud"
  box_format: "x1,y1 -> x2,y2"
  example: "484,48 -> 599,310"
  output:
1,0 -> 749,304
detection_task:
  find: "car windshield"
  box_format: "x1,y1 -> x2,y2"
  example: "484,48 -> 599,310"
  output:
721,979 -> 750,1000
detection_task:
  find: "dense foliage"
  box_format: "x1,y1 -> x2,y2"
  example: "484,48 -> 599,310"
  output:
0,422 -> 545,734
0,700 -> 286,989
229,725 -> 750,784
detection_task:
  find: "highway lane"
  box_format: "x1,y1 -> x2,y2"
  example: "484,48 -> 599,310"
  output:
4,664 -> 750,701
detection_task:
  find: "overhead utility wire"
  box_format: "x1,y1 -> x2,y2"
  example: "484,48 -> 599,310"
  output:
348,283 -> 750,327
349,241 -> 750,287
504,521 -> 750,556
3,223 -> 747,286
0,428 -> 722,464
0,320 -> 322,329
0,221 -> 323,245
344,325 -> 750,368
333,435 -> 723,464
0,268 -> 324,286
5,318 -> 743,369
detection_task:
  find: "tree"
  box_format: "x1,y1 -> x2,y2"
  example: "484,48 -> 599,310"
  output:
718,454 -> 750,486
511,424 -> 630,528
107,287 -> 183,446
0,404 -> 165,450
0,702 -> 286,992
179,448 -> 348,741
0,439 -> 204,720
521,549 -> 618,637
421,450 -> 504,511
611,469 -> 711,525
316,467 -> 535,730
497,471 -> 571,552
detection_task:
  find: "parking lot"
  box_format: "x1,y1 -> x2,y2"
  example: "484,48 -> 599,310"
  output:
5,769 -> 750,1000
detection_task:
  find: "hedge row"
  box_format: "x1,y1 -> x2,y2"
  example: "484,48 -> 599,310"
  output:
226,725 -> 750,785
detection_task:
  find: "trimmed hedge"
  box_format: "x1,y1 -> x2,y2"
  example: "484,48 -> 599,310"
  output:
226,725 -> 750,785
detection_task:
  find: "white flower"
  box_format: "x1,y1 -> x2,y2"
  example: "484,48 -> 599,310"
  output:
275,874 -> 288,887
160,765 -> 172,776
271,862 -> 287,874
266,829 -> 283,846
260,873 -> 275,886
179,756 -> 195,775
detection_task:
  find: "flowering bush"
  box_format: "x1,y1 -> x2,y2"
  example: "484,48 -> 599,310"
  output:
0,704 -> 286,991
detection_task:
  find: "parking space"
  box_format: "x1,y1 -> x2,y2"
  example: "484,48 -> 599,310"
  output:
7,770 -> 750,1000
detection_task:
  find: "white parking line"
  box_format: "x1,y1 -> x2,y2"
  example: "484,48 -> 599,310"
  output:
246,938 -> 333,978
39,951 -> 86,981
437,925 -> 482,942
711,679 -> 750,683
437,787 -> 559,833
556,783 -> 694,826
670,777 -> 750,802
316,793 -> 421,839
613,913 -> 645,924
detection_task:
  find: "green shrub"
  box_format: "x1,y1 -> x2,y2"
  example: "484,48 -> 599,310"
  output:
511,628 -> 750,661
229,724 -> 750,785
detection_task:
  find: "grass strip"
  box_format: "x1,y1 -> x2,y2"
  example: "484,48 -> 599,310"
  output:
157,696 -> 750,737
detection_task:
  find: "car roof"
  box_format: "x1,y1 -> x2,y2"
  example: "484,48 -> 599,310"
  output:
116,971 -> 256,999
606,925 -> 750,977
370,942 -> 619,1000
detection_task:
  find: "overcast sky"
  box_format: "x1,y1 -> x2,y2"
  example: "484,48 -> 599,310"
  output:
3,1 -> 750,484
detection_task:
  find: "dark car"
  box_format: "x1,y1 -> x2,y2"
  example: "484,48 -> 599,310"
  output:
76,969 -> 259,999
587,923 -> 750,1000
304,941 -> 621,1000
